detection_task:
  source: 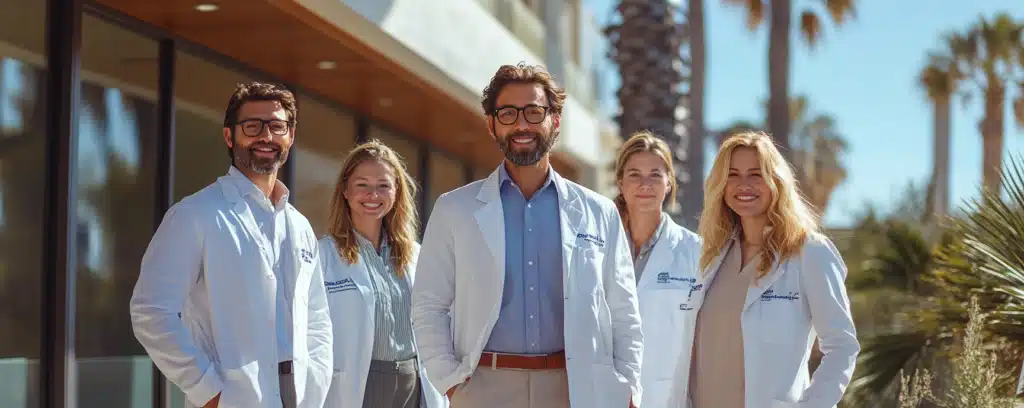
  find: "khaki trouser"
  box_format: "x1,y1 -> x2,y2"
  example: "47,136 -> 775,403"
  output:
449,366 -> 569,408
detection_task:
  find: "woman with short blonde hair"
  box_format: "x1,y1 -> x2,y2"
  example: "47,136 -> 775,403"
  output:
669,131 -> 859,408
613,131 -> 702,408
318,140 -> 445,408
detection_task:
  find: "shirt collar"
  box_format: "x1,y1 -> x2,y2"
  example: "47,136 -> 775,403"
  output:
227,166 -> 290,210
497,162 -> 558,194
634,212 -> 670,255
355,229 -> 389,253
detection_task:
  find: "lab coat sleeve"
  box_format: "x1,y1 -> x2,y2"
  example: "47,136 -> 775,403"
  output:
411,195 -> 464,396
129,203 -> 223,407
304,241 -> 334,407
603,208 -> 644,402
798,236 -> 860,408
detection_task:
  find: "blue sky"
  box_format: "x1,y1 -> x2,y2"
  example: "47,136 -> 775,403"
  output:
585,0 -> 1024,227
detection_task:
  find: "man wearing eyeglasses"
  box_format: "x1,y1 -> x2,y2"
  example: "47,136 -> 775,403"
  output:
130,82 -> 332,408
412,63 -> 643,408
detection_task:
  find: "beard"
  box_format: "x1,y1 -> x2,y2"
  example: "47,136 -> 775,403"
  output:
233,136 -> 289,175
496,129 -> 558,166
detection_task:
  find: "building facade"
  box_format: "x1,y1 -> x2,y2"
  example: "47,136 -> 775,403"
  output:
0,0 -> 613,407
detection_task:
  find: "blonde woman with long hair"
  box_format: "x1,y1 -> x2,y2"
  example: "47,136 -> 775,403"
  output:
612,131 -> 702,408
317,140 -> 446,408
667,131 -> 859,408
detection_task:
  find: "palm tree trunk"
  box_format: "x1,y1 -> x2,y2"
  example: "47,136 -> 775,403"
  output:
931,96 -> 951,217
767,0 -> 792,158
679,0 -> 706,230
980,82 -> 1005,194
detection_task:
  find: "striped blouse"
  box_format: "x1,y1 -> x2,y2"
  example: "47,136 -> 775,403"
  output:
355,232 -> 417,362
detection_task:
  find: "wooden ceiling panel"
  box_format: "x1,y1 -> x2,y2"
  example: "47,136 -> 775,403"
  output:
93,0 -> 543,175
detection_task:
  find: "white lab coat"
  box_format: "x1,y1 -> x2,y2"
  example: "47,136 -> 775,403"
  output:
411,168 -> 644,408
633,217 -> 701,408
130,173 -> 333,408
666,233 -> 859,408
317,237 -> 447,408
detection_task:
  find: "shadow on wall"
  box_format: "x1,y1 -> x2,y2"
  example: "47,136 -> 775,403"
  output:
343,0 -> 398,25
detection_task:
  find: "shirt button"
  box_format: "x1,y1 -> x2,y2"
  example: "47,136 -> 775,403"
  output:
529,314 -> 535,319
529,286 -> 535,291
527,203 -> 531,208
528,261 -> 533,266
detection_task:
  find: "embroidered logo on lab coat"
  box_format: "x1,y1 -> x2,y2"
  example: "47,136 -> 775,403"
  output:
576,233 -> 605,247
325,278 -> 357,294
300,248 -> 314,264
760,289 -> 800,301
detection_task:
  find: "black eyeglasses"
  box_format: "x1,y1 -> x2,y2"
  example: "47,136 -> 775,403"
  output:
492,105 -> 550,125
235,119 -> 292,137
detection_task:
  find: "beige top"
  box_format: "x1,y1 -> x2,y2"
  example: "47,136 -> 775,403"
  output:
689,240 -> 756,408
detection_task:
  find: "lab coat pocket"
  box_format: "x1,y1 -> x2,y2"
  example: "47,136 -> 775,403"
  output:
757,289 -> 804,344
220,360 -> 260,408
573,249 -> 606,295
323,371 -> 344,408
592,363 -> 630,408
589,291 -> 615,361
770,399 -> 801,408
641,288 -> 688,379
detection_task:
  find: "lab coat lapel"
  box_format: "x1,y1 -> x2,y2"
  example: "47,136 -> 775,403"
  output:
638,220 -> 678,291
553,174 -> 584,282
474,170 -> 506,287
218,176 -> 274,272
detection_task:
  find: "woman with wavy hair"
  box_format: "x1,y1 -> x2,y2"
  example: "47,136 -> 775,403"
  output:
612,131 -> 702,408
318,140 -> 445,408
667,131 -> 859,408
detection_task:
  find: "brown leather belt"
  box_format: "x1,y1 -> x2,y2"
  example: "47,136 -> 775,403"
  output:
478,351 -> 566,370
279,361 -> 293,375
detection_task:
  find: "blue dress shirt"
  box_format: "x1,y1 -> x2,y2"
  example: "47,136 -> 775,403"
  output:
483,164 -> 565,354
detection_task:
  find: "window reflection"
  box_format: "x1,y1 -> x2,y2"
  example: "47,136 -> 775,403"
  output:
426,150 -> 468,221
293,95 -> 356,237
74,14 -> 157,408
0,0 -> 47,406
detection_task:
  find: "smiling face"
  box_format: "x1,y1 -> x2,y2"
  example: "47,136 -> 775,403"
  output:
488,83 -> 560,166
343,159 -> 396,224
618,151 -> 671,215
724,146 -> 772,219
223,100 -> 293,175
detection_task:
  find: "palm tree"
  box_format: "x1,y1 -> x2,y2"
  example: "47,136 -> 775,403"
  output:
606,0 -> 703,229
919,49 -> 963,219
722,0 -> 857,158
947,14 -> 1024,194
845,155 -> 1024,406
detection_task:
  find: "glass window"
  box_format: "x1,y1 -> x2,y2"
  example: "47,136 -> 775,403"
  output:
474,164 -> 495,181
0,0 -> 46,406
426,150 -> 466,218
172,52 -> 252,201
369,125 -> 420,181
75,14 -> 159,408
168,48 -> 258,408
293,95 -> 356,238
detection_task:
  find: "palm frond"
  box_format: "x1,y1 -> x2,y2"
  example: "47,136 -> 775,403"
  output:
799,11 -> 823,48
822,0 -> 856,25
845,331 -> 935,406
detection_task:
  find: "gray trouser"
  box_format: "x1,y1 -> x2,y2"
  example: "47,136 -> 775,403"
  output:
363,358 -> 422,408
279,372 -> 297,408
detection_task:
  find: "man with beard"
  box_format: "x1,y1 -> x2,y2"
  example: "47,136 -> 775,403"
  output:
130,82 -> 332,408
411,63 -> 643,408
